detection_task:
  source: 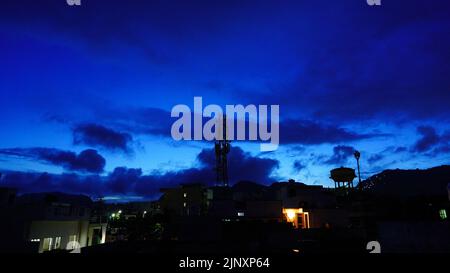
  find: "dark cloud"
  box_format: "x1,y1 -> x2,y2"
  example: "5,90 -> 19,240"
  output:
73,123 -> 133,153
107,167 -> 143,194
292,160 -> 305,171
413,126 -> 441,152
88,106 -> 384,146
367,154 -> 384,165
0,148 -> 105,173
6,0 -> 450,124
0,0 -> 250,65
280,119 -> 385,145
394,147 -> 408,153
323,145 -> 355,165
412,126 -> 450,155
0,146 -> 279,198
229,1 -> 450,123
196,146 -> 279,184
106,107 -> 172,136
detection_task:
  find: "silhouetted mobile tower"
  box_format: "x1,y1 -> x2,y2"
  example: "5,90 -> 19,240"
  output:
215,115 -> 230,187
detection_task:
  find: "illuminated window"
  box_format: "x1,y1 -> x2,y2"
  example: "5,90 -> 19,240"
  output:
283,208 -> 302,222
42,238 -> 52,252
69,235 -> 77,243
283,208 -> 310,229
439,209 -> 447,220
183,202 -> 187,207
237,212 -> 244,217
183,193 -> 187,198
54,237 -> 61,249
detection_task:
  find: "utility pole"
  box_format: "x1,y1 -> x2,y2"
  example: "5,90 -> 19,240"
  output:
354,150 -> 362,186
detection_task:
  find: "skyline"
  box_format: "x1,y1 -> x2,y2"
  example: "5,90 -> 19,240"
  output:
1,0 -> 450,201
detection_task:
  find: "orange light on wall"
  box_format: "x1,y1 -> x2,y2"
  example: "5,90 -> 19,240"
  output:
303,212 -> 310,229
283,208 -> 310,229
286,210 -> 296,221
283,208 -> 302,226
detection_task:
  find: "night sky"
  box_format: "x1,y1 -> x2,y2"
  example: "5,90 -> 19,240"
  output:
1,0 -> 450,201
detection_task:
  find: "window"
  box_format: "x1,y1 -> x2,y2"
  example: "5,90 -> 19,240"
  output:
54,237 -> 61,249
439,209 -> 447,220
183,202 -> 187,207
67,235 -> 78,250
183,193 -> 187,198
42,238 -> 52,252
237,212 -> 245,217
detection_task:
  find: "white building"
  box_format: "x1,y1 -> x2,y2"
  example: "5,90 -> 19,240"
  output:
11,192 -> 106,253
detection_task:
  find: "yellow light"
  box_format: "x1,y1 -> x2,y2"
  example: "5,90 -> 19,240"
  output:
292,249 -> 300,253
286,210 -> 296,221
283,208 -> 304,223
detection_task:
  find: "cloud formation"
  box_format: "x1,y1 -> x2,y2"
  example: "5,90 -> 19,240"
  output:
412,126 -> 450,155
0,146 -> 279,198
323,145 -> 355,165
280,119 -> 385,145
197,146 -> 279,184
73,123 -> 133,153
292,160 -> 305,171
0,148 -> 105,173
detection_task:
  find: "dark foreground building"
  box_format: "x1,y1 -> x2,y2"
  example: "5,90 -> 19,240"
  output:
0,190 -> 107,252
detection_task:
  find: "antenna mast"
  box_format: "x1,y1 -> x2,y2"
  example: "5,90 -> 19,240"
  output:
215,115 -> 230,187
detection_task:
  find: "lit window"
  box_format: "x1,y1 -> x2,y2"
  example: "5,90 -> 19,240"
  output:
69,235 -> 77,243
183,202 -> 187,207
183,193 -> 187,198
42,238 -> 53,252
283,208 -> 302,222
439,209 -> 447,220
66,238 -> 80,252
54,237 -> 61,249
286,210 -> 296,221
237,212 -> 245,217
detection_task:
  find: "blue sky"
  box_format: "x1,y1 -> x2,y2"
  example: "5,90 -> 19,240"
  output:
1,0 -> 450,200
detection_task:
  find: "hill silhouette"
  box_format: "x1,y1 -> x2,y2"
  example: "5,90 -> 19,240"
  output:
360,165 -> 450,198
